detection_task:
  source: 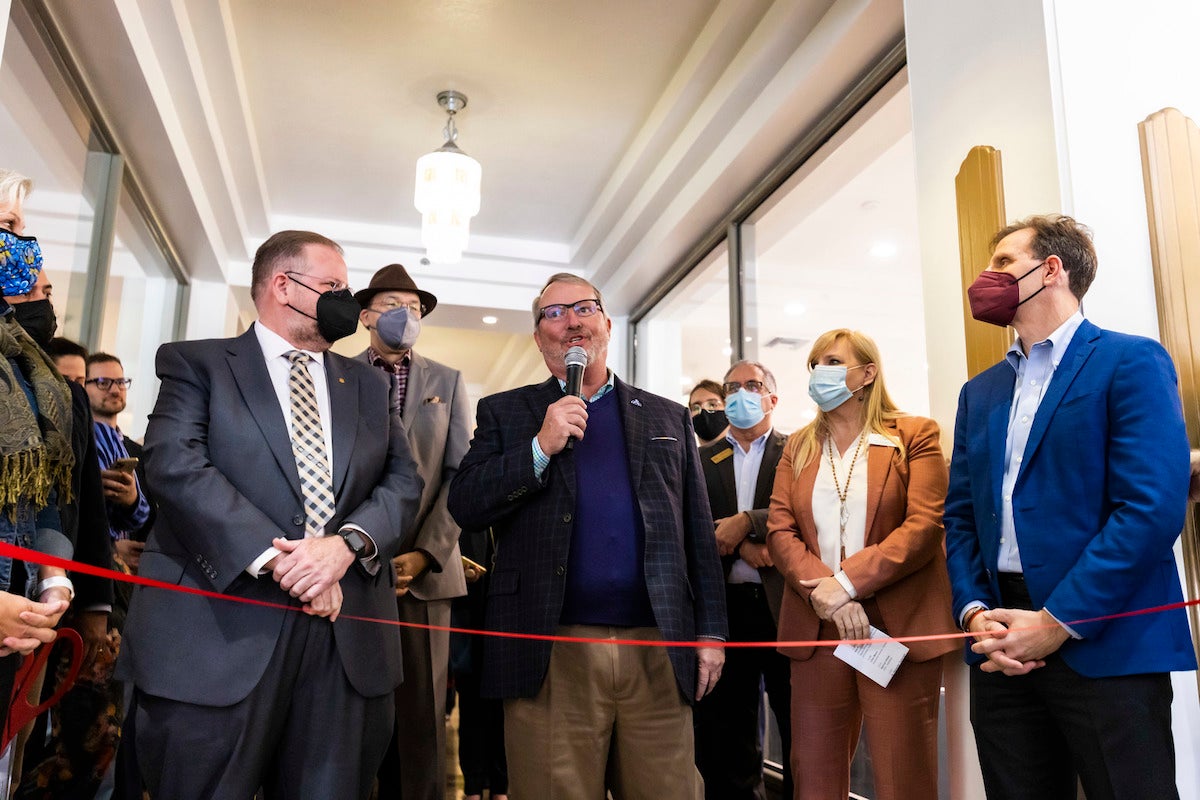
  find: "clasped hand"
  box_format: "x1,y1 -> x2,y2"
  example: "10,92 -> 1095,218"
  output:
799,576 -> 869,642
0,589 -> 70,656
968,607 -> 1069,676
713,514 -> 751,556
269,536 -> 353,620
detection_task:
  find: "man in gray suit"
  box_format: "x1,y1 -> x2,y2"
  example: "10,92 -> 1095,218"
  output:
356,264 -> 470,800
120,231 -> 424,800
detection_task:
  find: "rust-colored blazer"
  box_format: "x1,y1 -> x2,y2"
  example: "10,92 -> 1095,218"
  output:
766,415 -> 956,663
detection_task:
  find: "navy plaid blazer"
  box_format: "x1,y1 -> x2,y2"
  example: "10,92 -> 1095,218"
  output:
447,375 -> 728,701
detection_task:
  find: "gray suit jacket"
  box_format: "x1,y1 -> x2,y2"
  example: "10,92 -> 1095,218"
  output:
120,329 -> 424,706
356,349 -> 468,601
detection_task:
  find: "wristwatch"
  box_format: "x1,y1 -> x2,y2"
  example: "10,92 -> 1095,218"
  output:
337,527 -> 369,559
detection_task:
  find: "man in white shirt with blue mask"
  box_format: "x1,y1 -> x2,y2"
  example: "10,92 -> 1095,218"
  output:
694,360 -> 793,799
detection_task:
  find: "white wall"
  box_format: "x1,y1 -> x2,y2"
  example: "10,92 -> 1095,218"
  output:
906,1 -> 1200,797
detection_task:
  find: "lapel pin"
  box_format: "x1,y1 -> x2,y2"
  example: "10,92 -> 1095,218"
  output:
338,378 -> 345,384
631,398 -> 642,407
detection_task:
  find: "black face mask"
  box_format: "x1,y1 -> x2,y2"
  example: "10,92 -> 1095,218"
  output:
692,408 -> 728,441
12,298 -> 57,348
286,273 -> 360,344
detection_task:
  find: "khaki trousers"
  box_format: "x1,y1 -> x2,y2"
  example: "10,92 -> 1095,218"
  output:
504,625 -> 703,800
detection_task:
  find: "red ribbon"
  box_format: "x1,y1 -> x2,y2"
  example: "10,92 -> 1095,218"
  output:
2,541 -> 1196,649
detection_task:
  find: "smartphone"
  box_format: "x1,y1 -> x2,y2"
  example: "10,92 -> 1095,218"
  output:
461,555 -> 488,577
111,457 -> 139,474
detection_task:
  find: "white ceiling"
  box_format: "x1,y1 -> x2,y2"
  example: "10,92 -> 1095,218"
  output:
27,0 -> 908,399
227,0 -> 721,243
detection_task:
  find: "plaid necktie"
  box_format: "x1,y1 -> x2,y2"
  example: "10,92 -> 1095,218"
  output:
285,351 -> 335,537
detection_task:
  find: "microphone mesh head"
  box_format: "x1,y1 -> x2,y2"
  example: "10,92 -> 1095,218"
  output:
564,346 -> 589,368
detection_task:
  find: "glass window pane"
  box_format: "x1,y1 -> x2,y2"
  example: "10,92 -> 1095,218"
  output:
745,83 -> 927,436
95,185 -> 180,439
0,12 -> 102,341
634,241 -> 730,406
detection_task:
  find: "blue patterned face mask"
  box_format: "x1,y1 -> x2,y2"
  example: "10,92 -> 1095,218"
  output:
0,229 -> 42,297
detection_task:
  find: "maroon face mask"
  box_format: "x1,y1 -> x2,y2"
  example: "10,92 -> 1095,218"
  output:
966,261 -> 1046,327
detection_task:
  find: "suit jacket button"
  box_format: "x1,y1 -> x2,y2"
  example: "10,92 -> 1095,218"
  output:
555,565 -> 566,576
293,515 -> 304,526
561,513 -> 572,523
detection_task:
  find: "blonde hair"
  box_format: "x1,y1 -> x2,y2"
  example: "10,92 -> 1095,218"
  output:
0,169 -> 33,214
788,328 -> 905,476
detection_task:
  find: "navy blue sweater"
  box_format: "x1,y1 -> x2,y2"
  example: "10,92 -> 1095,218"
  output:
558,389 -> 656,627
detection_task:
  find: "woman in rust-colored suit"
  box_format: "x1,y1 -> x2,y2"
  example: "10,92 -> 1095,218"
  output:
767,329 -> 956,800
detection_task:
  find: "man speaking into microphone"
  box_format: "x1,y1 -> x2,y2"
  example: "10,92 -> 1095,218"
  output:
448,272 -> 727,798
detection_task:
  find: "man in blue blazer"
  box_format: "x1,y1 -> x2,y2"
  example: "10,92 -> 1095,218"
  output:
448,273 -> 727,799
945,214 -> 1196,799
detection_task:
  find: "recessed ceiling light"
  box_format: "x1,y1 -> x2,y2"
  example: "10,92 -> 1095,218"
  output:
721,346 -> 733,357
870,242 -> 898,258
481,315 -> 498,325
784,303 -> 806,316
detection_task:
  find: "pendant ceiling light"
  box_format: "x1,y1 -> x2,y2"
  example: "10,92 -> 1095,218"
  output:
413,90 -> 481,264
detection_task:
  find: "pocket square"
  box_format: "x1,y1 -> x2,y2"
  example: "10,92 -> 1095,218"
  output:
650,436 -> 678,442
423,396 -> 443,404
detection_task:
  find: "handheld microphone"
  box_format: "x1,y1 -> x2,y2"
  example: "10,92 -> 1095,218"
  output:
563,346 -> 588,450
564,346 -> 588,398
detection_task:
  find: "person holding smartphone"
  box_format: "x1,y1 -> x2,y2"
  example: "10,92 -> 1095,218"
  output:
84,353 -> 151,573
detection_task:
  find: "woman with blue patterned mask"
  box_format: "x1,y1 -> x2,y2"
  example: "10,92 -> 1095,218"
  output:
0,168 -> 77,729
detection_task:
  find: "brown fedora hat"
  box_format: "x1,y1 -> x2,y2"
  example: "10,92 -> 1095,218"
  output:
354,263 -> 438,316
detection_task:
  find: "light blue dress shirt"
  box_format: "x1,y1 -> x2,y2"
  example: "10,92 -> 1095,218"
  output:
531,371 -> 616,480
960,310 -> 1085,636
997,310 -> 1084,573
726,429 -> 770,585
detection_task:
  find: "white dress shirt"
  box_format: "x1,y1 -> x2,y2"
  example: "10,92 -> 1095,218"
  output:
812,432 -> 898,597
247,321 -> 338,576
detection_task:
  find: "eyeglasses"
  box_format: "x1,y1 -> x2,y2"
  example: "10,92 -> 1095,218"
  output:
722,380 -> 769,396
285,271 -> 348,294
538,299 -> 602,323
690,399 -> 723,414
370,299 -> 425,318
85,377 -> 132,391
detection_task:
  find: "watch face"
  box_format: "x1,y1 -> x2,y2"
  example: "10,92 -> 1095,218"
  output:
343,529 -> 367,555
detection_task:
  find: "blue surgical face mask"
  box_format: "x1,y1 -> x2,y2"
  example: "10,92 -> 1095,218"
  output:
0,230 -> 43,297
723,387 -> 766,429
373,306 -> 421,351
808,365 -> 854,411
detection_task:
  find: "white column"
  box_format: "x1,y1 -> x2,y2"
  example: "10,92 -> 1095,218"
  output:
184,278 -> 241,340
905,1 -> 1200,797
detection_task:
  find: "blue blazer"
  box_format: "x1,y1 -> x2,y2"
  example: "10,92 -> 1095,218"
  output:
447,376 -> 728,701
945,319 -> 1196,677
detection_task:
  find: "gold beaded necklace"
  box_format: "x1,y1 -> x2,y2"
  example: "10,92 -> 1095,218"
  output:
826,430 -> 868,562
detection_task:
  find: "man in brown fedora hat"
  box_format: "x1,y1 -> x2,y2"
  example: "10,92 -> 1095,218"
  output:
356,263 -> 470,800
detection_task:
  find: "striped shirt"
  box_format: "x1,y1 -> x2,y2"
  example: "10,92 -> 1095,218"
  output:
93,421 -> 150,539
